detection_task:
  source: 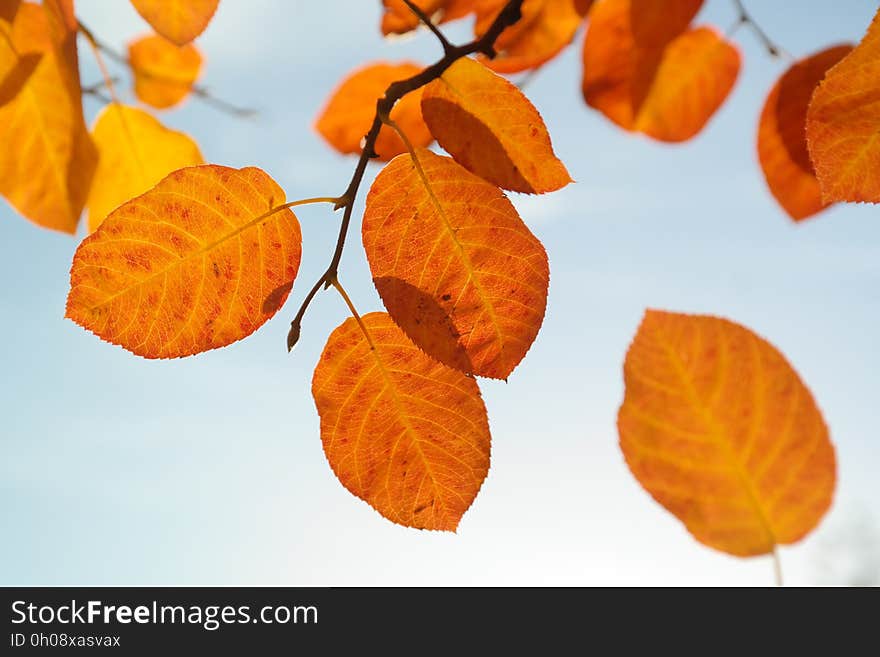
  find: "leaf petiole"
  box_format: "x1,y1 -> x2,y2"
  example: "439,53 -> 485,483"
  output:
329,276 -> 375,351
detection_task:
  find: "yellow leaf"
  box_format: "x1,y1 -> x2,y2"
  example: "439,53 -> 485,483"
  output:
129,0 -> 219,46
86,104 -> 204,232
128,33 -> 202,110
0,1 -> 96,233
0,2 -> 40,107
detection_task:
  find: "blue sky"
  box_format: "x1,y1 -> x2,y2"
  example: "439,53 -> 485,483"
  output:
1,0 -> 878,585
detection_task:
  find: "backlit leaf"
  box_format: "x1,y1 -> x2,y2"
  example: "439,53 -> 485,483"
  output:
313,311 -> 491,531
381,0 -> 473,35
474,0 -> 583,73
573,0 -> 593,15
315,61 -> 433,161
0,1 -> 96,233
86,104 -> 204,232
128,33 -> 202,109
362,149 -> 549,379
67,165 -> 302,358
618,310 -> 836,556
0,1 -> 40,107
582,0 -> 739,142
129,0 -> 219,46
422,56 -> 571,193
758,46 -> 852,221
806,7 -> 880,204
0,0 -> 21,23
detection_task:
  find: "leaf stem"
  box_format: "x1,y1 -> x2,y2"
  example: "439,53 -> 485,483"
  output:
329,276 -> 375,350
76,20 -> 255,117
79,22 -> 121,104
730,0 -> 791,60
286,0 -> 525,351
402,0 -> 453,54
279,196 -> 342,210
772,547 -> 784,587
383,116 -> 433,201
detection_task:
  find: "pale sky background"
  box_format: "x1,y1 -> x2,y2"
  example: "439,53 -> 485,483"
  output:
1,1 -> 878,586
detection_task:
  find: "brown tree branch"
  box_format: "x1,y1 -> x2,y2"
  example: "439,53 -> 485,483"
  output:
286,0 -> 525,351
402,0 -> 453,54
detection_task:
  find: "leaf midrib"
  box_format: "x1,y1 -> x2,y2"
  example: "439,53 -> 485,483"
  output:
409,154 -> 509,375
655,323 -> 778,549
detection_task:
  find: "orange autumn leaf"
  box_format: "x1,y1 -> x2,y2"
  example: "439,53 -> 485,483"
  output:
0,0 -> 41,107
0,1 -> 96,233
618,310 -> 835,557
0,0 -> 20,23
573,0 -> 593,15
474,0 -> 583,73
582,0 -> 740,142
67,165 -> 302,358
315,61 -> 433,161
86,104 -> 204,232
0,50 -> 40,106
313,311 -> 491,531
380,0 -> 472,35
129,0 -> 219,46
422,56 -> 570,194
42,0 -> 76,35
806,7 -> 880,204
128,33 -> 202,109
362,149 -> 549,379
758,46 -> 852,221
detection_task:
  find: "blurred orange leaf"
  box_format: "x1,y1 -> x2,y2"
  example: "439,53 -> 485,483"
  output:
0,1 -> 96,233
573,0 -> 593,15
806,7 -> 880,204
422,56 -> 570,193
380,0 -> 471,35
363,149 -> 549,379
618,310 -> 836,556
0,0 -> 20,23
42,0 -> 76,35
315,61 -> 433,161
582,0 -> 739,142
86,104 -> 203,232
67,165 -> 301,358
475,0 -> 583,73
0,1 -> 41,107
313,311 -> 491,531
128,33 -> 202,109
758,46 -> 852,221
129,0 -> 219,46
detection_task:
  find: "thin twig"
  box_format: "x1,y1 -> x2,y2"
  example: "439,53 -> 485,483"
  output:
82,88 -> 112,104
76,21 -> 256,117
330,277 -> 375,350
730,0 -> 791,60
403,0 -> 452,54
286,0 -> 525,351
81,78 -> 120,95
